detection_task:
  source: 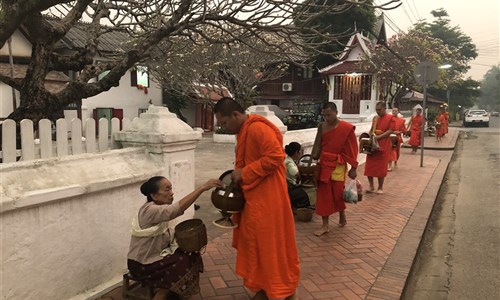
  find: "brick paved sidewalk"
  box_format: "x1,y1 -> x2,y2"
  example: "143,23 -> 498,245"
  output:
402,127 -> 459,150
99,150 -> 445,300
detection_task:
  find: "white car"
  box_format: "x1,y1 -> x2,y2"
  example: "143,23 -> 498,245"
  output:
464,109 -> 490,127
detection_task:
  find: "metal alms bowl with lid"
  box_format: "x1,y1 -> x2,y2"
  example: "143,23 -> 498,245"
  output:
210,170 -> 246,229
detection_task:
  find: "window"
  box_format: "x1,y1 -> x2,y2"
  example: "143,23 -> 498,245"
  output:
131,66 -> 149,88
303,67 -> 313,79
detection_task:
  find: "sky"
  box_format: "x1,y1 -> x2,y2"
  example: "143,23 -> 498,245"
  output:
374,0 -> 499,81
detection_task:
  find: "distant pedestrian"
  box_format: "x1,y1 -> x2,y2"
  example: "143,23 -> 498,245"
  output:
364,101 -> 395,194
311,102 -> 358,236
435,107 -> 446,142
388,108 -> 406,171
407,107 -> 424,154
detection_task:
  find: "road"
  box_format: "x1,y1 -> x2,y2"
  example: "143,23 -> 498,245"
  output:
402,116 -> 500,299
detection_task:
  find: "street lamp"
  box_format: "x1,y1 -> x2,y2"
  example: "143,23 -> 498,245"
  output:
414,61 -> 439,167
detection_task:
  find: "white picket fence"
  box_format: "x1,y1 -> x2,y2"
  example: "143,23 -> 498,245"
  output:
0,117 -> 132,164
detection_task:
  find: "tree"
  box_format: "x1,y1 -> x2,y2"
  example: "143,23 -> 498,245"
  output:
479,65 -> 500,111
293,0 -> 380,68
360,29 -> 463,108
148,34 -> 290,109
0,0 -> 400,123
414,8 -> 477,74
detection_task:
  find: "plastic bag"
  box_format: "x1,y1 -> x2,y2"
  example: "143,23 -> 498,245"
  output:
343,179 -> 358,204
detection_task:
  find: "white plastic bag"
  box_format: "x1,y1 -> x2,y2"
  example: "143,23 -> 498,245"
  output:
343,180 -> 358,204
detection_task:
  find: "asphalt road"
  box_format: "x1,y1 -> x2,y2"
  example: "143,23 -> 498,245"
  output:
402,116 -> 500,299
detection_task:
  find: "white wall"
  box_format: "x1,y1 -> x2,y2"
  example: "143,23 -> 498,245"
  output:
0,83 -> 20,118
0,30 -> 32,57
82,71 -> 162,120
0,106 -> 201,300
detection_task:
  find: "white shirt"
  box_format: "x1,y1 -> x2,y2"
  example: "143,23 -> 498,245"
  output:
284,155 -> 299,186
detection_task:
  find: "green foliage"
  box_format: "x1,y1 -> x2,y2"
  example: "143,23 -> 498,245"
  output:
163,89 -> 189,121
428,78 -> 480,113
479,65 -> 500,110
414,8 -> 477,74
361,29 -> 462,90
426,107 -> 439,122
293,0 -> 377,68
215,126 -> 234,135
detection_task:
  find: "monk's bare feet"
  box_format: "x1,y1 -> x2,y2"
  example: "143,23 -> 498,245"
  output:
375,189 -> 384,195
366,187 -> 375,193
314,226 -> 330,236
285,293 -> 297,300
252,290 -> 269,300
339,211 -> 347,227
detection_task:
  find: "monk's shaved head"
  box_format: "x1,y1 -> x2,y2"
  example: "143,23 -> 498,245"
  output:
376,101 -> 386,109
214,97 -> 245,117
322,102 -> 338,112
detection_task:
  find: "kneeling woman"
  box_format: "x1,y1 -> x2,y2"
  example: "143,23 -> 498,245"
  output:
127,176 -> 224,300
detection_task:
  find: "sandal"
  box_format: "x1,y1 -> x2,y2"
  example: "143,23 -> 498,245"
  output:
314,228 -> 330,236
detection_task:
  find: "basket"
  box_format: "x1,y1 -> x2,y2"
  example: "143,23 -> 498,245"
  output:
296,208 -> 314,222
297,165 -> 316,177
174,219 -> 207,253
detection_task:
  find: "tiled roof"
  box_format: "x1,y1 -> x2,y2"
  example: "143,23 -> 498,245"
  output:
46,18 -> 131,53
402,91 -> 445,104
192,84 -> 232,101
0,63 -> 70,93
319,60 -> 363,75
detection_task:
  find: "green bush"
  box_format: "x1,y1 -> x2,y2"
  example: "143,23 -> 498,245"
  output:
215,126 -> 234,135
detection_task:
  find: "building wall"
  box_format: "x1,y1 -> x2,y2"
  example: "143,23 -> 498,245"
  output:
82,71 -> 162,120
0,30 -> 32,57
0,83 -> 20,118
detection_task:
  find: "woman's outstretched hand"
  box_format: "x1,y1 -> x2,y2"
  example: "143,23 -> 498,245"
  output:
200,179 -> 225,192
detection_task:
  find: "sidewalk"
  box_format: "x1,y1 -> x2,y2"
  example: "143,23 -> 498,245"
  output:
402,126 -> 459,150
99,128 -> 460,300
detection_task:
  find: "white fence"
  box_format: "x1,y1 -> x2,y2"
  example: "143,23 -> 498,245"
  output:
1,117 -> 132,163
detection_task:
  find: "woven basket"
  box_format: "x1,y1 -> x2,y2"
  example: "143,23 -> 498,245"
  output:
175,219 -> 207,253
296,208 -> 314,222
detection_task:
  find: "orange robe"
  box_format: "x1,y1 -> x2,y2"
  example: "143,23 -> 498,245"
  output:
364,114 -> 395,178
389,117 -> 407,161
314,121 -> 359,216
443,111 -> 449,134
436,114 -> 446,137
232,115 -> 300,298
408,115 -> 423,147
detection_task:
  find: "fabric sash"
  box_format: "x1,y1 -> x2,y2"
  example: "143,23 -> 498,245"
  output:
130,218 -> 178,256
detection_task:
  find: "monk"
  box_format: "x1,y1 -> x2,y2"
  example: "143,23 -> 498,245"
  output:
435,107 -> 446,142
364,101 -> 395,194
407,107 -> 424,154
214,97 -> 300,300
388,108 -> 407,171
311,102 -> 358,236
